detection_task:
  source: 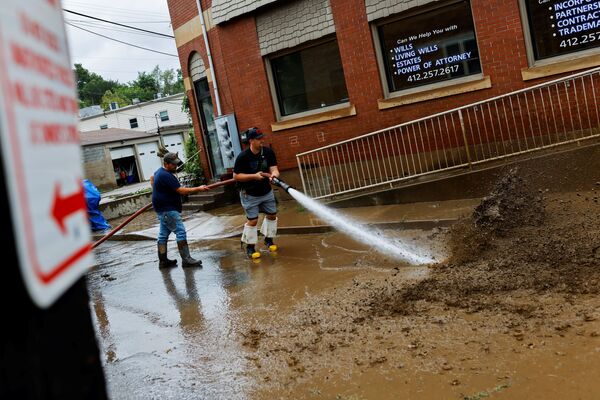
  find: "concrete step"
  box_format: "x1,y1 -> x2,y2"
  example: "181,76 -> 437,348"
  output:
181,181 -> 239,212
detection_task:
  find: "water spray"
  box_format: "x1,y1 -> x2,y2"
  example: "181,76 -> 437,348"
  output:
267,175 -> 434,265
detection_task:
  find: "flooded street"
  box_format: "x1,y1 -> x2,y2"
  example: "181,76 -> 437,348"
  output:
90,224 -> 444,399
89,178 -> 600,399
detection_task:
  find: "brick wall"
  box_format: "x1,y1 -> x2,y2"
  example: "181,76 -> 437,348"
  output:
167,0 -> 595,173
82,146 -> 117,190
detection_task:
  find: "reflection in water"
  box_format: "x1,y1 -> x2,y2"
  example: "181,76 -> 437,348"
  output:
89,287 -> 117,363
160,268 -> 205,333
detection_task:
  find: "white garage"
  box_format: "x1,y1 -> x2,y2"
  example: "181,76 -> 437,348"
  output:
137,141 -> 163,181
162,133 -> 185,161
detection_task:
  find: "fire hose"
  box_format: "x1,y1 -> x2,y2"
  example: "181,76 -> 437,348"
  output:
92,178 -> 235,249
91,173 -> 295,249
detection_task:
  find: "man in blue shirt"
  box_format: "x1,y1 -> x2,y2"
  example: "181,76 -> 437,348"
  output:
152,152 -> 209,268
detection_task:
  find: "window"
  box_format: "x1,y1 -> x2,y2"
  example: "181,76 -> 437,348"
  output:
159,110 -> 169,121
523,0 -> 600,61
270,38 -> 349,117
376,0 -> 482,93
99,124 -> 108,130
129,118 -> 138,129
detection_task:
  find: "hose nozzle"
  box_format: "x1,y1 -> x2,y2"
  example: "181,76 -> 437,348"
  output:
271,176 -> 293,193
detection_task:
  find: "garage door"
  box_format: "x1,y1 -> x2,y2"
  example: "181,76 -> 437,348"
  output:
163,133 -> 185,162
109,146 -> 134,160
137,141 -> 162,181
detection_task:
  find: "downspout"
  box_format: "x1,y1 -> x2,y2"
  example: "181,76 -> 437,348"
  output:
195,0 -> 222,116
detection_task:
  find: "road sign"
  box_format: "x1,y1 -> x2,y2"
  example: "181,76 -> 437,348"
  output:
0,0 -> 93,308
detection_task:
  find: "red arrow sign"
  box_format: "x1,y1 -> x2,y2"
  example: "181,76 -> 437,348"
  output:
51,182 -> 86,234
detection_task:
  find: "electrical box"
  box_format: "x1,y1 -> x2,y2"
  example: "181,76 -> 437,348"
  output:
214,114 -> 242,170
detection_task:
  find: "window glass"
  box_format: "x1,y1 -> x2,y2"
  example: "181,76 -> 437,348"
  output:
159,110 -> 169,121
378,0 -> 482,93
129,118 -> 138,129
525,0 -> 600,61
100,124 -> 108,130
271,39 -> 349,117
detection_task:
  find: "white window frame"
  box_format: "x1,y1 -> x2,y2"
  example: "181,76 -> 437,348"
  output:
159,110 -> 169,122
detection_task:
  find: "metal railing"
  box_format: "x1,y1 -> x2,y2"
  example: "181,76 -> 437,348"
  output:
296,67 -> 600,199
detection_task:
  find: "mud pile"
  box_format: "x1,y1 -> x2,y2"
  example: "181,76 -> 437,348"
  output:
372,168 -> 600,316
242,169 -> 600,392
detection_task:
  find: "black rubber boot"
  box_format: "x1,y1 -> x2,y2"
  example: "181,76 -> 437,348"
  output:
264,237 -> 278,252
158,243 -> 177,269
246,244 -> 260,259
177,240 -> 202,268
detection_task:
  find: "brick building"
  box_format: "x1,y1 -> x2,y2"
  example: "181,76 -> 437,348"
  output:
166,0 -> 600,184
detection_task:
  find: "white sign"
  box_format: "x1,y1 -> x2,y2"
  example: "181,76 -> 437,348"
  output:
0,0 -> 93,308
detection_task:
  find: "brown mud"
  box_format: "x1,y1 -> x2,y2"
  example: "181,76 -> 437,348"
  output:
243,168 -> 600,399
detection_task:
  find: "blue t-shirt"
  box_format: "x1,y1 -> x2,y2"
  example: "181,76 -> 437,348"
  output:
152,167 -> 182,213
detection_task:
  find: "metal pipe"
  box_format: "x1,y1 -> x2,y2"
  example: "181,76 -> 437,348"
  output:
195,0 -> 222,116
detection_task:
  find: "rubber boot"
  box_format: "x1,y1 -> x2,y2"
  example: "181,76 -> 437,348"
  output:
177,240 -> 202,268
264,237 -> 277,252
260,218 -> 278,251
158,243 -> 177,269
246,244 -> 261,259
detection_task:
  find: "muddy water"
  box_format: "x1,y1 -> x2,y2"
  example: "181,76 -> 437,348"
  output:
89,228 -> 442,399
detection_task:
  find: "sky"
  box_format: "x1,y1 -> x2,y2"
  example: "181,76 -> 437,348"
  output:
63,0 -> 182,84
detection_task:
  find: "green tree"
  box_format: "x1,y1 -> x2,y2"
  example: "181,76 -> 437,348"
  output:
129,71 -> 159,102
74,63 -> 121,108
149,65 -> 185,96
100,90 -> 129,110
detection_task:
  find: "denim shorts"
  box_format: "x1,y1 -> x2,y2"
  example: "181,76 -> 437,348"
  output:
157,210 -> 186,243
239,190 -> 277,220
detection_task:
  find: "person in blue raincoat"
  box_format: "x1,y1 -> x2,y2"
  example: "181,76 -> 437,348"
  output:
83,179 -> 111,231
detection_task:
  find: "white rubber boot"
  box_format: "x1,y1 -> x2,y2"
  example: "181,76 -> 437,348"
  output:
241,224 -> 260,259
260,218 -> 278,251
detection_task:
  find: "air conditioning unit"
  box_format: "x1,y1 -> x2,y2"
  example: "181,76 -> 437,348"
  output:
132,98 -> 140,105
156,93 -> 163,99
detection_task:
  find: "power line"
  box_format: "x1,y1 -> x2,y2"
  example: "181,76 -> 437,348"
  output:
63,9 -> 174,38
65,22 -> 178,58
67,18 -> 171,24
65,19 -> 169,39
62,1 -> 169,18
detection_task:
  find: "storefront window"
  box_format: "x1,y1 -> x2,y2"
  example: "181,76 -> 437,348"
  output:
270,39 -> 349,117
524,0 -> 600,61
377,0 -> 482,93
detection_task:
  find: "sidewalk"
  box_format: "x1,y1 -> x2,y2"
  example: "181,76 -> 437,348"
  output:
95,196 -> 480,243
99,181 -> 152,205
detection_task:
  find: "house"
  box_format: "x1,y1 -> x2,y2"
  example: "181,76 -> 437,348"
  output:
79,93 -> 189,133
165,0 -> 600,185
80,126 -> 190,191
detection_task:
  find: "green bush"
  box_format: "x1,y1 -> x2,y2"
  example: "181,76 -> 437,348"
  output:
183,129 -> 206,185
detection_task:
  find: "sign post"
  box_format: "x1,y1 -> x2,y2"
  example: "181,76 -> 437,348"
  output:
0,0 -> 93,308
